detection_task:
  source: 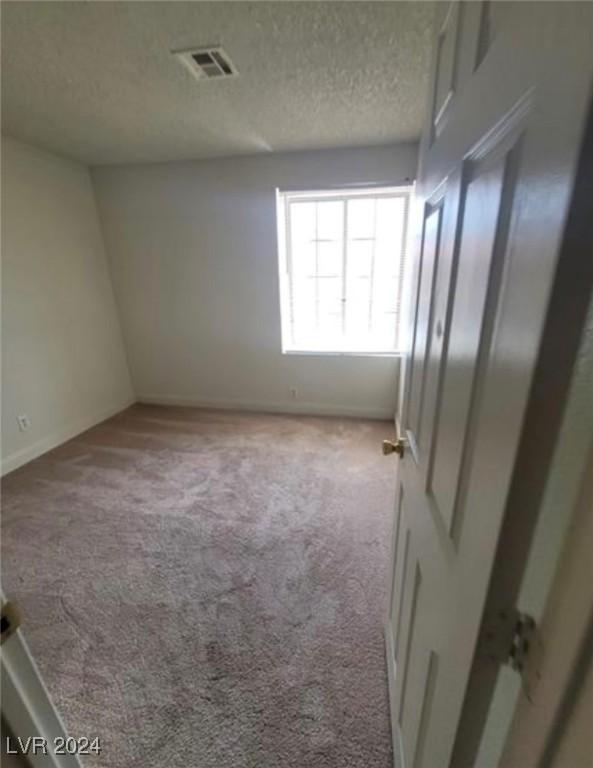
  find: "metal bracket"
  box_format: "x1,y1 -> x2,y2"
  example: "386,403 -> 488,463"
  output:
508,611 -> 543,703
508,612 -> 536,673
478,608 -> 542,703
1,600 -> 22,645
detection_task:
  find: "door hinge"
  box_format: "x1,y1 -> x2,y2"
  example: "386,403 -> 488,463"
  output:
507,612 -> 536,674
1,600 -> 22,645
479,608 -> 542,703
507,611 -> 543,702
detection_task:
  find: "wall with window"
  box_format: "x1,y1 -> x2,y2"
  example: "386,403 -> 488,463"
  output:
92,143 -> 418,418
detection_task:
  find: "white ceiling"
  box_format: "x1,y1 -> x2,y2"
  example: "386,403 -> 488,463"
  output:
1,1 -> 435,165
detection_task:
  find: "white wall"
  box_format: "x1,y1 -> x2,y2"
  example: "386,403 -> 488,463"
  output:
1,136 -> 134,474
92,143 -> 418,418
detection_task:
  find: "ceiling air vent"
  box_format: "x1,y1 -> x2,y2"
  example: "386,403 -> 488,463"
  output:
173,46 -> 238,82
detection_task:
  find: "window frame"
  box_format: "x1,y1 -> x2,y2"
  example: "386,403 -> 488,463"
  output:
276,185 -> 413,357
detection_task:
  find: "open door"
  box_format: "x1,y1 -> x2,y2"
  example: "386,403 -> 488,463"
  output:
385,3 -> 593,767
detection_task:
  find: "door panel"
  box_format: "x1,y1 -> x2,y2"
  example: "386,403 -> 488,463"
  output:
391,524 -> 411,661
395,557 -> 422,722
397,562 -> 423,765
388,485 -> 406,653
428,154 -> 507,538
416,172 -> 462,467
406,199 -> 444,456
412,651 -> 440,768
432,1 -> 461,139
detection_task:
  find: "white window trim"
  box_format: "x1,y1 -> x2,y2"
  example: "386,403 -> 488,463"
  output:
276,185 -> 413,357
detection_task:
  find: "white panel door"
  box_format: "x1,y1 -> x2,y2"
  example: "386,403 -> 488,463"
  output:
385,3 -> 593,768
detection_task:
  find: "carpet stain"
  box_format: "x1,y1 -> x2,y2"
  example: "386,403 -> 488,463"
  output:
2,405 -> 396,767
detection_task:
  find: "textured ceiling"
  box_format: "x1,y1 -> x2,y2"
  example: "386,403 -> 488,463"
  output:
1,1 -> 434,165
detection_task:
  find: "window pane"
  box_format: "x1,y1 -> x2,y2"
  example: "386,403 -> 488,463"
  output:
345,276 -> 371,336
318,277 -> 342,339
290,202 -> 316,243
317,240 -> 342,277
376,197 -> 405,244
373,275 -> 399,314
375,238 -> 401,280
318,277 -> 342,316
371,312 -> 397,348
281,189 -> 411,353
348,198 -> 375,240
317,200 -> 343,241
291,239 -> 316,277
348,240 -> 374,277
292,276 -> 316,343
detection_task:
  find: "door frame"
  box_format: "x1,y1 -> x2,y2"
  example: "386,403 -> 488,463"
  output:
1,593 -> 83,768
500,439 -> 593,767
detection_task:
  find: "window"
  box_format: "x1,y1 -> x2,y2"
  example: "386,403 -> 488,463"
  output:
277,186 -> 411,355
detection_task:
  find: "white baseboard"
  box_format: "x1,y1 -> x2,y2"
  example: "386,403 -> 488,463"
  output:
136,393 -> 393,420
1,393 -> 392,475
1,397 -> 136,476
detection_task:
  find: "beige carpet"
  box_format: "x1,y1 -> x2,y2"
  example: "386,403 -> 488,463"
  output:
1,405 -> 396,767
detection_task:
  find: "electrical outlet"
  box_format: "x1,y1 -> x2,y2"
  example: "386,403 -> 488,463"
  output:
290,387 -> 298,400
17,414 -> 31,432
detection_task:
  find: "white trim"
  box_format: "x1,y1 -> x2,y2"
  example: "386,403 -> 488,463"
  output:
1,398 -> 135,476
283,349 -> 402,358
280,344 -> 405,360
280,185 -> 413,200
1,601 -> 83,768
136,393 -> 393,420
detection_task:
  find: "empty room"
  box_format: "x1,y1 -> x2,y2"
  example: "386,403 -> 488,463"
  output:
1,2 -> 592,767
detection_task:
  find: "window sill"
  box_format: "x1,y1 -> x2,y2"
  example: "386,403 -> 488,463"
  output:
282,348 -> 403,359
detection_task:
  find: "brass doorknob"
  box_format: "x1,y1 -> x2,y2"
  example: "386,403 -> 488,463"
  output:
382,438 -> 405,458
